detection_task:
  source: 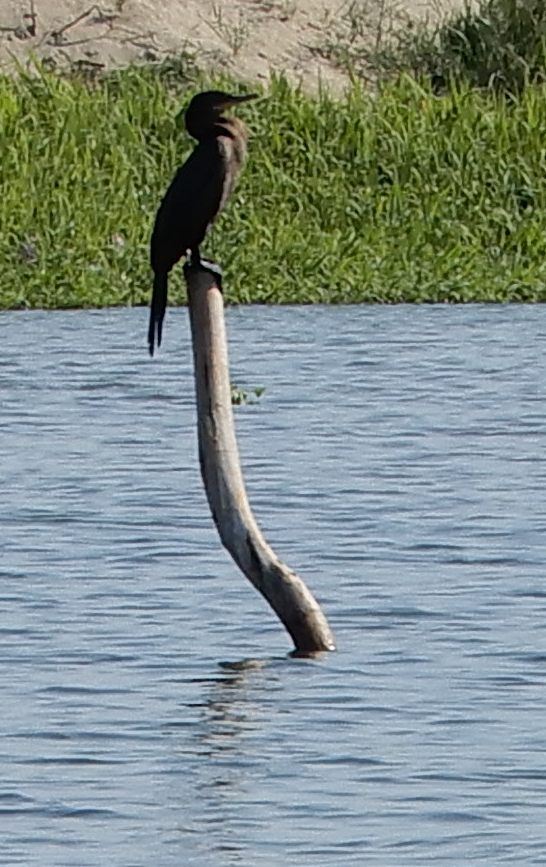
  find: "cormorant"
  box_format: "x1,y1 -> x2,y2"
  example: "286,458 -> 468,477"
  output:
148,90 -> 257,356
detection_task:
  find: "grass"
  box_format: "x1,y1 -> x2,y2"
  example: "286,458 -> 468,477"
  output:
3,58 -> 546,308
318,0 -> 546,94
373,0 -> 546,95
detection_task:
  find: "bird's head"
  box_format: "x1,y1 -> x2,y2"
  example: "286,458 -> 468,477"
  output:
184,90 -> 258,138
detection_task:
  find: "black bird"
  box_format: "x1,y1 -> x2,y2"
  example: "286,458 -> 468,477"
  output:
148,89 -> 257,356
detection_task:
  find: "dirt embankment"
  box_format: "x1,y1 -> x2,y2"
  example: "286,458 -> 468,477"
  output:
1,0 -> 463,90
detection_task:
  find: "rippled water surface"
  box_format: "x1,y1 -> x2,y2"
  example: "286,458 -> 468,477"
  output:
1,305 -> 546,866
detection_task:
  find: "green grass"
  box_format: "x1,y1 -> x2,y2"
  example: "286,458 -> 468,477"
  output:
373,0 -> 546,95
2,60 -> 546,307
316,0 -> 546,95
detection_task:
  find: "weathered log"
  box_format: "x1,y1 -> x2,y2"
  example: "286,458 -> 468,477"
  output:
185,262 -> 335,654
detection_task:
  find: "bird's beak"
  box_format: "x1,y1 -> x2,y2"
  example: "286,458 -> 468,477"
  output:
224,93 -> 259,106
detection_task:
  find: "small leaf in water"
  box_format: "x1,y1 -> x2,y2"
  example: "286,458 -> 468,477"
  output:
230,383 -> 265,406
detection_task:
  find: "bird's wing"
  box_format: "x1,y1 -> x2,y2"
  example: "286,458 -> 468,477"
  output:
150,139 -> 229,274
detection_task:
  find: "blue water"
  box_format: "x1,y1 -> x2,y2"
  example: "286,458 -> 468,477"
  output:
1,305 -> 546,865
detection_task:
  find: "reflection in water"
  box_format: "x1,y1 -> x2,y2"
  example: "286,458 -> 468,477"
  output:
198,660 -> 269,754
174,659 -> 275,863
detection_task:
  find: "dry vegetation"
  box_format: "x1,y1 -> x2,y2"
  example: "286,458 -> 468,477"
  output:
0,0 -> 464,90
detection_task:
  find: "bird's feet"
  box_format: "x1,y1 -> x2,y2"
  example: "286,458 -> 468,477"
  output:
185,255 -> 223,291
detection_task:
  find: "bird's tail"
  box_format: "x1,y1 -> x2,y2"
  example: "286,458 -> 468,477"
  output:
148,271 -> 168,357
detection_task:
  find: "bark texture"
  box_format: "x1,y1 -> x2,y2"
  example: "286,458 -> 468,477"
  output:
185,262 -> 335,654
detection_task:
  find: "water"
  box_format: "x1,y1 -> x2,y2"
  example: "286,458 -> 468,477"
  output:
1,304 -> 546,866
